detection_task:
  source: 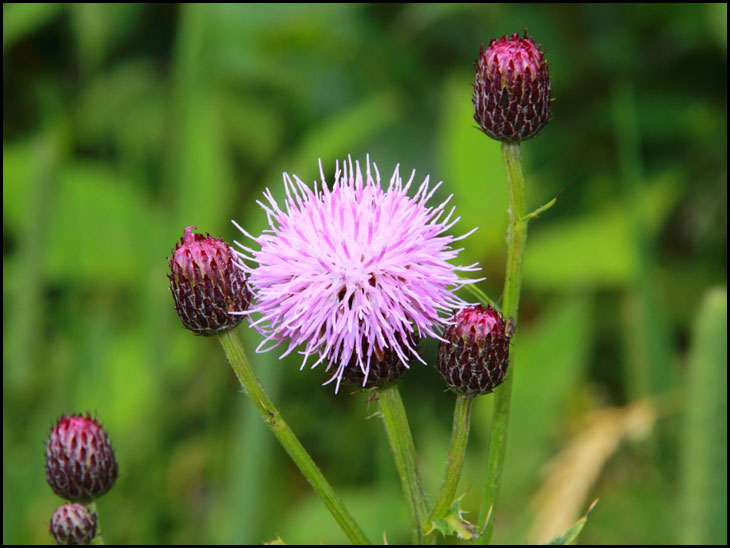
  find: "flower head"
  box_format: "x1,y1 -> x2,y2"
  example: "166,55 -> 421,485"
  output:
437,304 -> 512,396
49,503 -> 98,545
45,413 -> 118,502
473,32 -> 551,142
168,226 -> 251,336
233,156 -> 479,391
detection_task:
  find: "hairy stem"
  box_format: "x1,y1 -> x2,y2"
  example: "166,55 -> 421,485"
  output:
478,142 -> 528,543
218,330 -> 371,545
377,383 -> 431,544
429,395 -> 473,520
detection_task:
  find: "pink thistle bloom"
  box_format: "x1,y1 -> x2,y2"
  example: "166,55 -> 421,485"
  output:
233,156 -> 480,391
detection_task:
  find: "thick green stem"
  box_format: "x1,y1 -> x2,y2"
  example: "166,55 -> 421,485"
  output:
429,395 -> 473,520
377,383 -> 431,544
478,142 -> 528,543
217,330 -> 371,545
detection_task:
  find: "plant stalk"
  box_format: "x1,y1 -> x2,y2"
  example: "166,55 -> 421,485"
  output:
218,330 -> 371,545
429,395 -> 473,521
478,142 -> 528,543
377,383 -> 431,544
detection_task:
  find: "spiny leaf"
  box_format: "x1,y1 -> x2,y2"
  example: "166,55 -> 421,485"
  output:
426,493 -> 478,541
547,499 -> 598,545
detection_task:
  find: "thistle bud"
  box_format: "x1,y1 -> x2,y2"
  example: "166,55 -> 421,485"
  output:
437,305 -> 512,396
45,413 -> 118,502
168,226 -> 251,336
339,336 -> 418,389
473,32 -> 551,142
49,503 -> 98,545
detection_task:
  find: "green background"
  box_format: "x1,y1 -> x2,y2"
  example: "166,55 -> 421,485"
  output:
3,3 -> 726,545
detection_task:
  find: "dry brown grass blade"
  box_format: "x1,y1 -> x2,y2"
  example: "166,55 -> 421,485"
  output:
528,400 -> 656,544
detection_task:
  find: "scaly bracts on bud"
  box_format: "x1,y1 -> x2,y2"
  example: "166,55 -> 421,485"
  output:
473,32 -> 551,142
45,414 -> 118,502
437,305 -> 512,396
49,503 -> 98,545
168,226 -> 251,336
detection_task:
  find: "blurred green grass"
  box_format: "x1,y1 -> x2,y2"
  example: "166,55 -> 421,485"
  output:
3,4 -> 726,545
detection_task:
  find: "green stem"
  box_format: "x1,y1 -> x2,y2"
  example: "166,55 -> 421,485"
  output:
217,330 -> 371,545
464,284 -> 502,313
377,383 -> 431,544
522,195 -> 558,222
90,501 -> 104,545
429,395 -> 473,521
478,142 -> 528,544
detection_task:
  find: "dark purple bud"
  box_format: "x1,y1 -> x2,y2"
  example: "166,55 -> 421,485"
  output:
473,32 -> 552,142
437,305 -> 512,396
168,226 -> 251,335
49,503 -> 98,545
45,414 -> 118,502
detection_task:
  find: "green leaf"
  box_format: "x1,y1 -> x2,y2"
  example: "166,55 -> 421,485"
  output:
681,287 -> 727,544
438,73 -> 509,264
74,60 -> 165,157
427,493 -> 478,541
44,162 -> 156,284
523,172 -> 680,289
69,4 -> 140,73
3,3 -> 63,50
2,140 -> 38,232
547,500 -> 598,545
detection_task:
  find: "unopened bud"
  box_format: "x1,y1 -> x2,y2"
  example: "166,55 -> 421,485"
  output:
49,503 -> 97,545
45,413 -> 118,502
437,305 -> 512,396
473,32 -> 551,142
168,226 -> 251,335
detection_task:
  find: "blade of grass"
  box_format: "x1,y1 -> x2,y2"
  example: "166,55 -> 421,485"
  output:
681,288 -> 727,544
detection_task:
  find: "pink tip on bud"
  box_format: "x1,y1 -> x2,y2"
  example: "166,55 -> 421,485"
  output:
473,32 -> 552,142
45,413 -> 118,502
168,226 -> 251,336
437,304 -> 513,396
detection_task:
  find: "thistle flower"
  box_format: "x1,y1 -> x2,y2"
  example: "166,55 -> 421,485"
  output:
437,304 -> 512,396
473,32 -> 551,142
233,156 -> 479,391
49,503 -> 98,545
168,226 -> 251,336
45,413 -> 118,502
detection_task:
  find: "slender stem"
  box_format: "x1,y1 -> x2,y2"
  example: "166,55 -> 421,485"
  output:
429,395 -> 473,520
90,500 -> 104,545
464,284 -> 502,313
522,195 -> 558,222
377,384 -> 431,544
217,330 -> 371,545
478,142 -> 528,544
